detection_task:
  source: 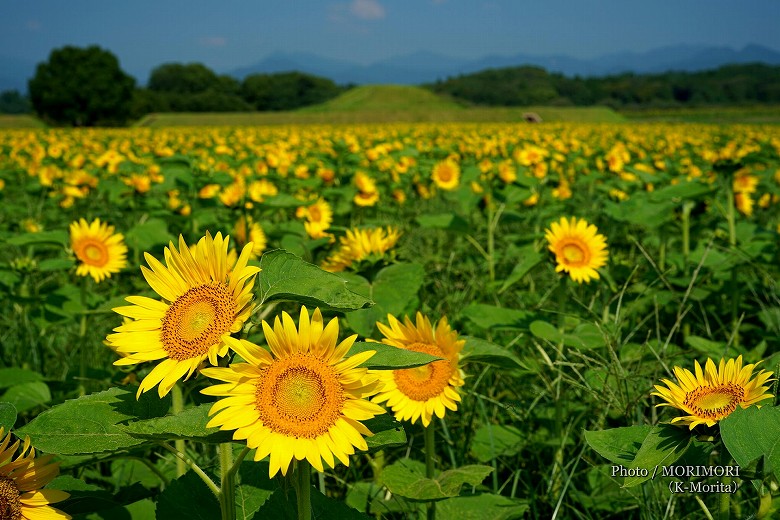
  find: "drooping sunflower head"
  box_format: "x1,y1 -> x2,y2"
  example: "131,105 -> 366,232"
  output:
201,307 -> 386,478
69,218 -> 128,283
544,216 -> 608,284
652,355 -> 775,429
0,428 -> 71,520
372,312 -> 465,427
107,232 -> 260,397
321,227 -> 401,272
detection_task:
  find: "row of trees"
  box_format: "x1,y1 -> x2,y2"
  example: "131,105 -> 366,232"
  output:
426,64 -> 780,108
19,46 -> 345,126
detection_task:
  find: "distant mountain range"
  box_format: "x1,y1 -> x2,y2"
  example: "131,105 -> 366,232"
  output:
2,44 -> 780,93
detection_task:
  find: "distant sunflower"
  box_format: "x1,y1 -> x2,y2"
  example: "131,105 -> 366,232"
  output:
69,218 -> 127,283
431,160 -> 460,191
0,428 -> 71,520
234,216 -> 267,258
321,227 -> 401,272
107,232 -> 259,397
201,307 -> 386,478
544,217 -> 608,284
371,313 -> 465,427
652,356 -> 774,429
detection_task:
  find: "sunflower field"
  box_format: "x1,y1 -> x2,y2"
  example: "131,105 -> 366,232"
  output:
0,121 -> 779,520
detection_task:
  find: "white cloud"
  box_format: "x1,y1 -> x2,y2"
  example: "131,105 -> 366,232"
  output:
349,0 -> 385,20
199,36 -> 227,48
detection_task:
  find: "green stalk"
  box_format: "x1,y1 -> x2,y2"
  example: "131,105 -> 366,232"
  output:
294,460 -> 312,520
486,200 -> 495,284
78,279 -> 89,396
160,442 -> 220,496
171,384 -> 187,477
219,443 -> 236,520
725,180 -> 740,349
424,424 -> 436,520
681,201 -> 693,341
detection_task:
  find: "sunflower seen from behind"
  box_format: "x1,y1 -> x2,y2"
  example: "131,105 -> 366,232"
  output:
107,232 -> 259,397
69,218 -> 127,283
652,355 -> 774,429
371,313 -> 465,427
544,216 -> 608,284
0,427 -> 71,520
201,307 -> 386,478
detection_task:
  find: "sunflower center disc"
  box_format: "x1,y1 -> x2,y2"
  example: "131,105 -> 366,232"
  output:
256,353 -> 344,438
393,342 -> 454,401
78,239 -> 109,266
0,476 -> 22,520
685,383 -> 745,420
161,282 -> 236,361
561,242 -> 586,265
309,206 -> 321,221
438,166 -> 453,181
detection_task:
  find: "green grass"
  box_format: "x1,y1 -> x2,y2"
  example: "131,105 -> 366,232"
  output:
620,104 -> 780,124
0,115 -> 46,128
134,85 -> 625,127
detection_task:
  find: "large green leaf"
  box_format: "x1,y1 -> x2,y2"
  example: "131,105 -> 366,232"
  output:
363,414 -> 407,451
258,250 -> 372,311
584,425 -> 653,465
437,494 -> 529,520
649,181 -> 715,202
0,368 -> 44,389
460,337 -> 526,370
0,402 -> 16,431
381,459 -> 493,501
6,230 -> 68,247
416,213 -> 469,233
470,424 -> 525,462
345,263 -> 425,337
156,471 -> 220,520
461,304 -> 534,330
0,382 -> 51,413
721,405 -> 780,478
16,387 -> 170,455
255,486 -> 371,519
125,218 -> 171,252
122,403 -> 232,443
347,341 -> 441,369
235,460 -> 275,519
499,245 -> 544,293
530,320 -> 604,350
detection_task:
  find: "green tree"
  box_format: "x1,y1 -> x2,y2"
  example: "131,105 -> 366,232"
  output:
147,63 -> 249,112
0,90 -> 31,114
241,72 -> 342,111
28,45 -> 135,126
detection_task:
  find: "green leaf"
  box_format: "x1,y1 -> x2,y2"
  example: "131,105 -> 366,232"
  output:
584,425 -> 654,465
345,263 -> 425,337
622,425 -> 692,487
0,368 -> 44,389
460,337 -> 526,370
125,218 -> 171,252
348,341 -> 441,369
16,387 -> 170,455
416,213 -> 469,233
529,320 -> 562,343
258,250 -> 371,311
6,230 -> 68,247
363,414 -> 406,451
721,405 -> 780,478
38,258 -> 75,272
0,402 -> 17,431
255,487 -> 372,519
499,245 -> 544,293
436,494 -> 529,520
262,193 -> 306,208
381,459 -> 493,501
603,197 -> 674,227
530,321 -> 604,350
649,181 -> 715,202
156,471 -> 220,520
461,304 -> 534,330
1,382 -> 50,412
122,403 -> 232,443
470,424 -> 525,462
235,460 -> 275,519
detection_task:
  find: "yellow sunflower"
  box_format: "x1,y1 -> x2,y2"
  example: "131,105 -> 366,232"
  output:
0,428 -> 71,520
201,307 -> 386,478
371,313 -> 465,427
107,232 -> 259,397
431,159 -> 460,191
321,227 -> 401,273
544,217 -> 608,284
652,356 -> 774,429
69,218 -> 128,283
234,216 -> 267,259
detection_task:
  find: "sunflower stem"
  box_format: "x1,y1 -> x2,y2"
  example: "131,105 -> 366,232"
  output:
171,384 -> 187,477
160,442 -> 220,497
725,177 -> 740,350
424,424 -> 436,520
681,201 -> 693,342
219,443 -> 236,520
77,279 -> 89,396
294,460 -> 312,520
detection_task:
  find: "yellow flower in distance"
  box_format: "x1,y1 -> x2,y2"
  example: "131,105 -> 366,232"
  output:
544,217 -> 608,284
322,227 -> 401,272
371,313 -> 465,427
234,216 -> 267,259
0,427 -> 71,519
201,307 -> 386,478
431,159 -> 460,191
652,356 -> 774,429
108,232 -> 259,397
69,218 -> 128,283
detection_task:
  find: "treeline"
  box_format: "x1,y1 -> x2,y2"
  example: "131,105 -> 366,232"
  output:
426,63 -> 780,108
7,46 -> 346,126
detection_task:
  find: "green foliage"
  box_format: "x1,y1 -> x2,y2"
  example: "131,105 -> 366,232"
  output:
380,458 -> 493,500
0,89 -> 31,114
721,406 -> 780,478
241,72 -> 343,111
28,45 -> 135,126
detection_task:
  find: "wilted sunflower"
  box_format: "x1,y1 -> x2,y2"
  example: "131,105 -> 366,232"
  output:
544,217 -> 608,284
652,356 -> 775,429
107,232 -> 259,397
0,427 -> 71,520
69,218 -> 127,283
371,313 -> 465,427
201,307 -> 386,478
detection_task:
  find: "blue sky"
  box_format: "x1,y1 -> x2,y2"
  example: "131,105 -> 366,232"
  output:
2,0 -> 779,83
